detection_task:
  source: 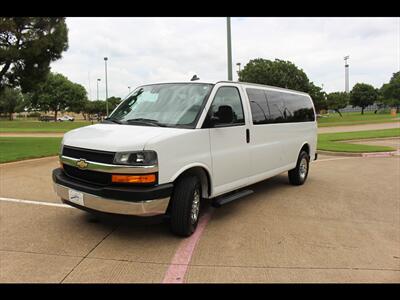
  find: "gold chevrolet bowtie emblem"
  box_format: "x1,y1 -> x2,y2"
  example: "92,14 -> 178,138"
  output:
76,159 -> 88,169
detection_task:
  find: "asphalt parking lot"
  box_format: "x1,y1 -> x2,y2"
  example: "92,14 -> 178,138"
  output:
0,154 -> 399,283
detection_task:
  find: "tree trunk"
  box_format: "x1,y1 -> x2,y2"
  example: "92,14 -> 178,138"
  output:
335,109 -> 343,117
8,112 -> 13,121
54,109 -> 58,121
361,107 -> 364,115
0,61 -> 11,80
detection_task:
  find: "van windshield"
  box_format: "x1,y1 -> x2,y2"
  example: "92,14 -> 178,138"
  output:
107,83 -> 214,128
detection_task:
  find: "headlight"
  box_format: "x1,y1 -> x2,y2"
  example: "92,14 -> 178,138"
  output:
113,151 -> 158,166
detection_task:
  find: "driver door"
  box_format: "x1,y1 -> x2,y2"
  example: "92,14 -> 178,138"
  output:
202,85 -> 251,196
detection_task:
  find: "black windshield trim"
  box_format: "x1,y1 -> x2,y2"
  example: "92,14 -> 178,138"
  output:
103,117 -> 122,124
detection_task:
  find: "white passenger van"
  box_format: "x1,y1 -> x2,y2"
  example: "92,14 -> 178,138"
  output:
53,81 -> 317,236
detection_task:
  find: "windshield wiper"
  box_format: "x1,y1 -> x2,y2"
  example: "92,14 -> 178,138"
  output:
125,118 -> 167,127
103,117 -> 122,124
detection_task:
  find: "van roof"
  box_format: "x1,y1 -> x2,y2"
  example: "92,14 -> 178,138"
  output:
140,80 -> 310,96
216,81 -> 310,96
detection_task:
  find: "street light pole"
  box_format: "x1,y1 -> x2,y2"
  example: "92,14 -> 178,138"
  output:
104,57 -> 109,116
236,62 -> 241,81
344,55 -> 350,93
97,78 -> 101,101
226,17 -> 233,81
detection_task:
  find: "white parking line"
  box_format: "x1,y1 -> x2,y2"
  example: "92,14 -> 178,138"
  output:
0,197 -> 72,208
0,157 -> 358,209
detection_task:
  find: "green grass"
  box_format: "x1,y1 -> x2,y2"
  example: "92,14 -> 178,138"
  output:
317,111 -> 399,127
1,126 -> 399,164
317,128 -> 400,153
0,137 -> 62,163
1,111 -> 399,133
0,120 -> 92,133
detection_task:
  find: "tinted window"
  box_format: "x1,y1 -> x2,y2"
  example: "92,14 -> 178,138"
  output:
282,93 -> 315,122
265,90 -> 287,123
246,88 -> 270,124
265,90 -> 315,123
203,86 -> 245,127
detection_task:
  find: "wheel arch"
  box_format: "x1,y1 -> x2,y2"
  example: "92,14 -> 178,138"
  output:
299,142 -> 310,156
171,164 -> 213,199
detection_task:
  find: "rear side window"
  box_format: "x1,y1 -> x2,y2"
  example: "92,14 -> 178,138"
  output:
246,88 -> 270,124
283,93 -> 315,122
265,90 -> 287,123
265,90 -> 315,123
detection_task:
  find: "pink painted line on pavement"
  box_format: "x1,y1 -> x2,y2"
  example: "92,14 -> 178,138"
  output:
162,208 -> 214,284
361,152 -> 395,158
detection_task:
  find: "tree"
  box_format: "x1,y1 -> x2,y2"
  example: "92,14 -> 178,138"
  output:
308,82 -> 327,113
238,58 -> 325,112
327,92 -> 349,117
30,73 -> 87,120
93,100 -> 107,117
0,17 -> 68,93
83,100 -> 106,120
350,83 -> 378,114
239,58 -> 310,91
81,97 -> 121,121
380,71 -> 400,112
0,87 -> 25,120
107,96 -> 122,112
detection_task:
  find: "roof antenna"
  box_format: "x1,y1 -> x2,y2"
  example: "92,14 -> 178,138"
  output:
190,75 -> 200,81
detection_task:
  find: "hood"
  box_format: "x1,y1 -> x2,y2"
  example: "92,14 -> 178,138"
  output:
62,123 -> 187,152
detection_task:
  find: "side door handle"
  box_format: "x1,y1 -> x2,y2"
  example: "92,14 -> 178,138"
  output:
246,129 -> 250,143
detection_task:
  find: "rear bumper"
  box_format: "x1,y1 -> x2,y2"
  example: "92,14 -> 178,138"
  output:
52,168 -> 172,216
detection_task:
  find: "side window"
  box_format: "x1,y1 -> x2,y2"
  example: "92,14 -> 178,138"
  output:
283,93 -> 315,122
297,95 -> 315,122
246,88 -> 270,125
265,90 -> 287,123
203,86 -> 245,127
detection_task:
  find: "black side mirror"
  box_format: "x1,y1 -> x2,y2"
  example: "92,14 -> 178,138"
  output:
212,105 -> 233,125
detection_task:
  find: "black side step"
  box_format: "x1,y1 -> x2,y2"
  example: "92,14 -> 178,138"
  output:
212,189 -> 254,208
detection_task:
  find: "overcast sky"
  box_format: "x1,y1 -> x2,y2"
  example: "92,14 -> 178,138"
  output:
51,17 -> 400,100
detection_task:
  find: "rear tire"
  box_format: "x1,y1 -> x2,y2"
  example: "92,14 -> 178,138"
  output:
288,151 -> 310,185
170,176 -> 201,237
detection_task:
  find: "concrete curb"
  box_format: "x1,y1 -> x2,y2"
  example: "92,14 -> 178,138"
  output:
337,137 -> 400,143
0,132 -> 64,137
318,150 -> 399,157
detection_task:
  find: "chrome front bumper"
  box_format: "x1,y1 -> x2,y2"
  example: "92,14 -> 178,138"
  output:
53,183 -> 170,216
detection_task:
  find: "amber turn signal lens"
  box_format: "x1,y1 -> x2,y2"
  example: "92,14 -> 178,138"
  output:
111,174 -> 156,184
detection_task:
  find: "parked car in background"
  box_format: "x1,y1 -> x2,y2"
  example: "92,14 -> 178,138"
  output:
57,115 -> 74,122
38,115 -> 54,122
53,81 -> 317,237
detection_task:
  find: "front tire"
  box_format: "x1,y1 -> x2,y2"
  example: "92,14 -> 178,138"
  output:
170,176 -> 201,237
288,151 -> 310,185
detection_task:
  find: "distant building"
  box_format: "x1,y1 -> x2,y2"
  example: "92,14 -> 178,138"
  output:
328,103 -> 387,114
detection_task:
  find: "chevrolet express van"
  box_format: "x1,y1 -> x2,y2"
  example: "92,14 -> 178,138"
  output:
53,81 -> 317,236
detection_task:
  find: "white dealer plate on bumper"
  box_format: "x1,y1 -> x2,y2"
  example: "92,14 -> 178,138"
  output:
68,189 -> 84,206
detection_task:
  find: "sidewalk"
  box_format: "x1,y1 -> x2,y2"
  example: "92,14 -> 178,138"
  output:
0,132 -> 64,137
318,122 -> 399,134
